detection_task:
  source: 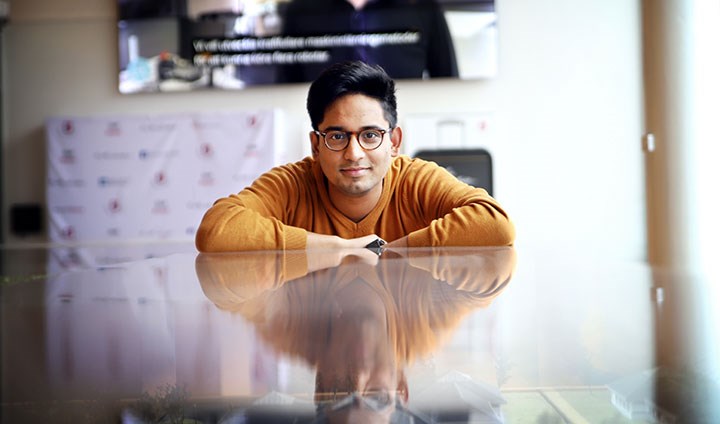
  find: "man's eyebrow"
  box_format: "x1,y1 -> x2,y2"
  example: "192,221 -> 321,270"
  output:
321,125 -> 387,131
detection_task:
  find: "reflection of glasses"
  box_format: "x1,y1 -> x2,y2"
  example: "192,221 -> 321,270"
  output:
312,391 -> 430,424
314,128 -> 391,151
317,390 -> 394,412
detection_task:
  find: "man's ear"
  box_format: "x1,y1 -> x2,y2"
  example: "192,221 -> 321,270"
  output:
309,131 -> 320,158
390,126 -> 403,157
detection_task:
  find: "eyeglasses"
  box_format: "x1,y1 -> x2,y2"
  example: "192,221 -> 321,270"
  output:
314,128 -> 392,151
317,390 -> 395,413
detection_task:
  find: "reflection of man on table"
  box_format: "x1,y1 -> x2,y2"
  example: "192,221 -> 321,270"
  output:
196,61 -> 513,252
280,0 -> 459,82
195,246 -> 516,421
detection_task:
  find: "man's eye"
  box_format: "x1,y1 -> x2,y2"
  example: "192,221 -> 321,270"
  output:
328,132 -> 347,140
362,131 -> 381,140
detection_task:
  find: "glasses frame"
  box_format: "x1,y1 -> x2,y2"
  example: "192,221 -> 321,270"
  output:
314,127 -> 392,151
315,390 -> 396,413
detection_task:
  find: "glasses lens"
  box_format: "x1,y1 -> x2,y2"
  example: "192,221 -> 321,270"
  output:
324,131 -> 348,150
363,390 -> 393,411
328,394 -> 355,411
359,129 -> 384,149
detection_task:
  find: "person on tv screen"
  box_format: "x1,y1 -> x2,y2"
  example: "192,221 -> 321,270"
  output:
195,60 -> 513,252
279,0 -> 459,82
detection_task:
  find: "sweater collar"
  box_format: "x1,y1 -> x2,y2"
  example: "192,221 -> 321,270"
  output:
311,157 -> 397,226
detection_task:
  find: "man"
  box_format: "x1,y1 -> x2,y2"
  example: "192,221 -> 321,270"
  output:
195,60 -> 514,252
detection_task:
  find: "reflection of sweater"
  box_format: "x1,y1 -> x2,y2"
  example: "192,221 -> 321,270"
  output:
195,247 -> 517,365
195,155 -> 514,251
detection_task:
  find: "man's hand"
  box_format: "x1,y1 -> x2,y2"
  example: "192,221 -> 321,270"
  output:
306,233 -> 380,249
306,233 -> 382,272
383,235 -> 407,254
386,236 -> 408,249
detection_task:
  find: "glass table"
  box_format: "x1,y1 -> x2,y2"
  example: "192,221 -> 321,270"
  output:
1,243 -> 718,423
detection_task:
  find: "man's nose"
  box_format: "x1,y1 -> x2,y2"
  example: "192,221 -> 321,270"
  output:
344,134 -> 365,160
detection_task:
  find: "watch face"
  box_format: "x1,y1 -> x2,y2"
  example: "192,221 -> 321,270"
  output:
365,238 -> 387,255
365,238 -> 386,249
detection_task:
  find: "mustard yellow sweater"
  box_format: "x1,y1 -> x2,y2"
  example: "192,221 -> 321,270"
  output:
195,155 -> 514,251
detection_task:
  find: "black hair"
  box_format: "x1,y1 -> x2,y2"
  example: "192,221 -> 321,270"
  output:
307,61 -> 398,130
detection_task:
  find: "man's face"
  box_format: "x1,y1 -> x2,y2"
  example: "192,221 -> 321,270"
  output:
311,94 -> 402,205
315,278 -> 403,423
319,278 -> 394,390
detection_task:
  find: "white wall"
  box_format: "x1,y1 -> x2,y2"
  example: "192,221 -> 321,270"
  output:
1,0 -> 645,260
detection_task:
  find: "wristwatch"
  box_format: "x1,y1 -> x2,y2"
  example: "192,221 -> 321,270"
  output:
364,238 -> 387,256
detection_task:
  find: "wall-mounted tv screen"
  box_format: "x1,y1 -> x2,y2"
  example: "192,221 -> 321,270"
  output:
118,0 -> 497,93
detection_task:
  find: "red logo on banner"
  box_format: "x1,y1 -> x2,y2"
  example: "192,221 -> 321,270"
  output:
154,171 -> 167,186
199,143 -> 214,158
107,198 -> 122,213
62,120 -> 75,135
153,266 -> 167,285
57,250 -> 83,269
59,226 -> 76,240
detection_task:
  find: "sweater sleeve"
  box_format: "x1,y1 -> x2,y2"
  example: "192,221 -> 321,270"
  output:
195,163 -> 309,252
404,160 -> 515,247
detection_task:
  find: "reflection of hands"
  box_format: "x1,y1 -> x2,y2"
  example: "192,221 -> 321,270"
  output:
339,248 -> 381,266
306,233 -> 379,249
195,241 -> 384,311
405,247 -> 517,296
385,247 -> 517,363
385,235 -> 408,249
385,236 -> 409,257
306,234 -> 383,272
195,250 -> 308,310
307,247 -> 380,273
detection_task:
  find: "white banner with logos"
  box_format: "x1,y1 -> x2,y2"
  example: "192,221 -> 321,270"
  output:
46,110 -> 282,243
